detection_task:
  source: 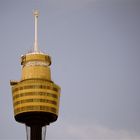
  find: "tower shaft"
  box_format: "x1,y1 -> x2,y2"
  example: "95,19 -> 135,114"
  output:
31,125 -> 42,140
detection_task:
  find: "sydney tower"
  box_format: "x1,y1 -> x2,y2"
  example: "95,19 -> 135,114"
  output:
10,10 -> 61,140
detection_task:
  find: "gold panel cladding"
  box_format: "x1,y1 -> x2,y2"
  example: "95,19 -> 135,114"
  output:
14,105 -> 57,115
22,66 -> 51,80
11,79 -> 60,116
21,53 -> 51,66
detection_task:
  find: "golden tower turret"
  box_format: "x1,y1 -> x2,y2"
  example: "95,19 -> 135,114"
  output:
10,10 -> 61,140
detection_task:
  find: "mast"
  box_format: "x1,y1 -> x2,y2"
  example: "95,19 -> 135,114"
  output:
33,10 -> 39,52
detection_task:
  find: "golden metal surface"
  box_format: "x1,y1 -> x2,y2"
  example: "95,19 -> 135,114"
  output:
11,52 -> 60,117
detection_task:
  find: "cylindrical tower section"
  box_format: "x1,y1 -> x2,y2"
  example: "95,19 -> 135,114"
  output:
21,53 -> 51,80
11,78 -> 60,124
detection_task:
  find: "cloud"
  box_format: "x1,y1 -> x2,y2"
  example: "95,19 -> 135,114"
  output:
47,121 -> 140,140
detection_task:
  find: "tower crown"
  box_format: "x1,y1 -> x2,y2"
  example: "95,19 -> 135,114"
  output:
20,10 -> 52,81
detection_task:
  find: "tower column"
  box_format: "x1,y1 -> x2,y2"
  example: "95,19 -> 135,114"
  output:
26,125 -> 46,140
31,125 -> 42,140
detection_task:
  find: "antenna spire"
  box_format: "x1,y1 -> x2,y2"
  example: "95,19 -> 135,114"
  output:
33,10 -> 39,52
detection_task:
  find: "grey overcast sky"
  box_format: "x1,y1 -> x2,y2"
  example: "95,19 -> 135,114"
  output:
0,0 -> 140,140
